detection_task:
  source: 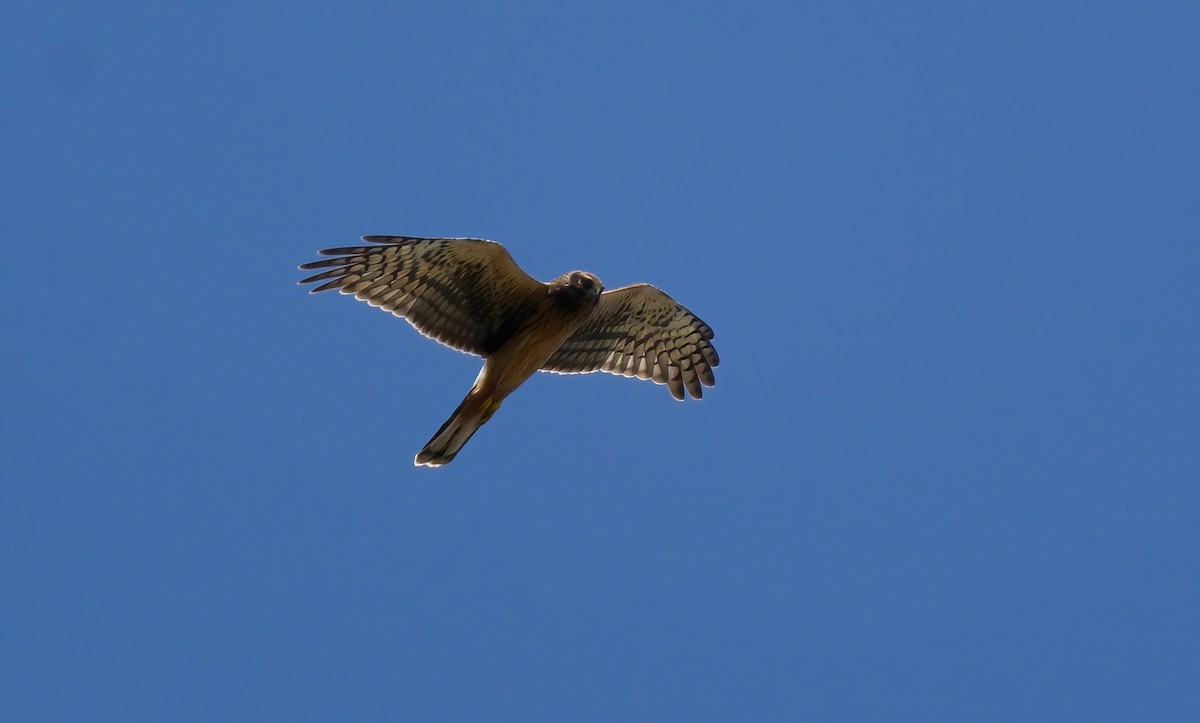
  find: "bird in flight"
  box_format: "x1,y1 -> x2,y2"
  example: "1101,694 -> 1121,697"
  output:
299,236 -> 719,467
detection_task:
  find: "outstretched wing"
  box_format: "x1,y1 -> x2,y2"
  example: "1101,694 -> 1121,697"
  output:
540,284 -> 719,400
299,236 -> 545,356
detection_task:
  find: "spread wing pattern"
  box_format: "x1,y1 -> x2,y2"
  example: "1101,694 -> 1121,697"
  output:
540,284 -> 719,400
298,236 -> 544,356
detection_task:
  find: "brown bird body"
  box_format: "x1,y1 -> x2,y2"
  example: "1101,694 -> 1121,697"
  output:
413,270 -> 602,465
299,236 -> 718,467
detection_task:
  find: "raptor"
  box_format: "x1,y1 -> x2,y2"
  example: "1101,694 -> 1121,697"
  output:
299,236 -> 719,466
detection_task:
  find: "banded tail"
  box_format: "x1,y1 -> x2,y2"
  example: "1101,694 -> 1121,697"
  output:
414,391 -> 499,467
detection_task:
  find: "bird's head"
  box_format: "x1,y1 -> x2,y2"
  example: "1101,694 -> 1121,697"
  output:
568,271 -> 604,299
551,270 -> 604,309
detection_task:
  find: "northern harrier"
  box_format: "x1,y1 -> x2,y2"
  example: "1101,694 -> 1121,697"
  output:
299,236 -> 719,467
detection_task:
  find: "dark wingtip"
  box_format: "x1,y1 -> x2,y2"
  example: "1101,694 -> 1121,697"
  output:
298,267 -> 349,285
310,278 -> 346,294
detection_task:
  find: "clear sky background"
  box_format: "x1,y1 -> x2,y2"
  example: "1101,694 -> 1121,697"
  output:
3,2 -> 1197,721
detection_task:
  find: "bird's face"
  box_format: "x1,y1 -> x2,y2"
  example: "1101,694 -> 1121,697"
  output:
551,270 -> 604,311
568,271 -> 604,299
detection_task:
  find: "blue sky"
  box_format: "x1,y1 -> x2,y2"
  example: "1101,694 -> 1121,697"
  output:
3,2 -> 1197,720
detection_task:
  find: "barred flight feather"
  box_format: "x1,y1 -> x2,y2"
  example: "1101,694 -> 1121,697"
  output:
540,283 -> 718,400
298,235 -> 543,357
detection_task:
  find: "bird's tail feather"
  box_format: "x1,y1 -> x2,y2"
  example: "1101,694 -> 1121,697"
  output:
414,392 -> 491,467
